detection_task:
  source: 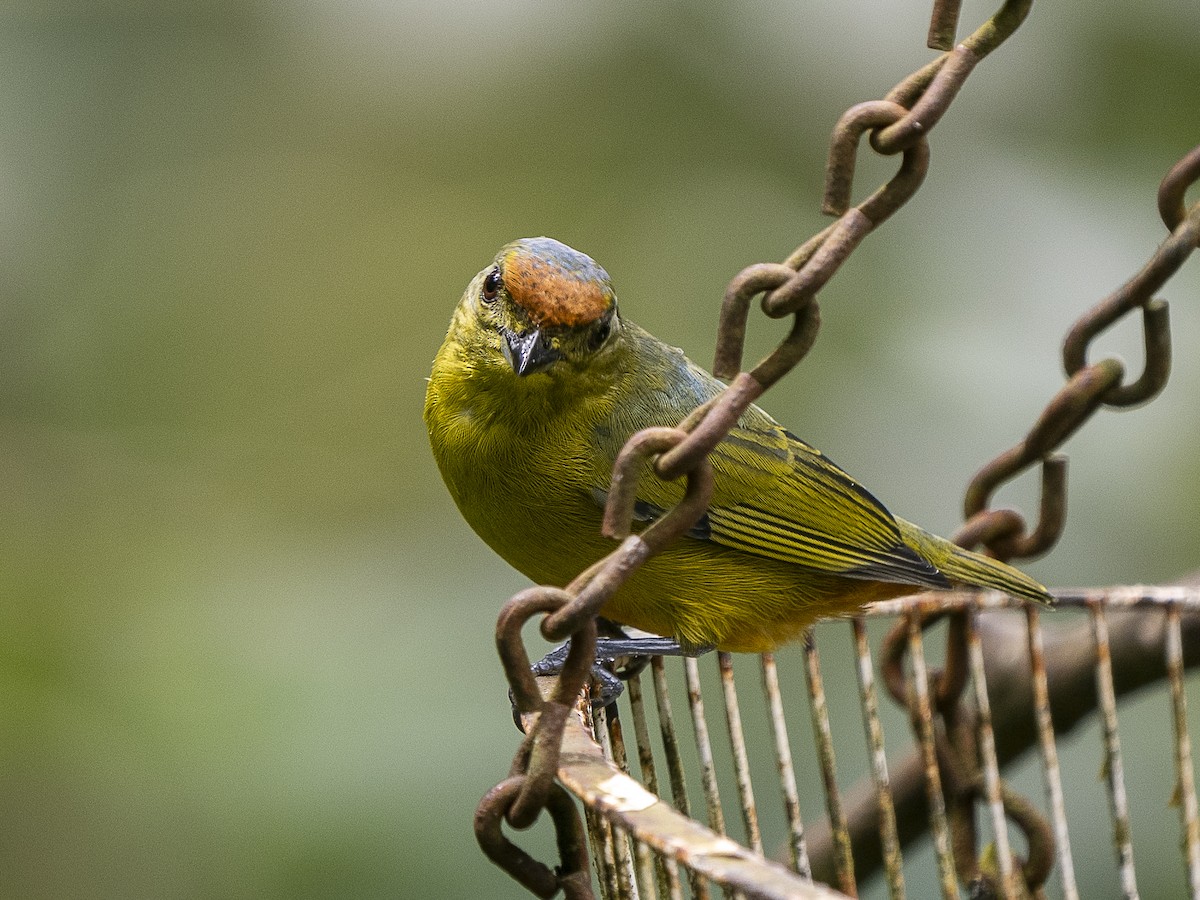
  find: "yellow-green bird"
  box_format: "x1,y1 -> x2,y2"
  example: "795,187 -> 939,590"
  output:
425,237 -> 1051,654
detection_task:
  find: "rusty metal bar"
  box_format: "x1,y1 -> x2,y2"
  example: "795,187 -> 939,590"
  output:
585,796 -> 624,900
627,673 -> 659,793
850,617 -> 905,898
608,711 -> 650,900
602,702 -> 628,769
614,823 -> 641,900
685,657 -> 729,840
761,652 -> 814,880
867,585 -> 1200,615
717,652 -> 764,854
587,803 -> 621,900
595,705 -> 641,900
1090,601 -> 1140,899
587,703 -> 622,899
650,658 -> 692,816
663,858 -> 684,900
541,685 -> 854,899
634,838 -> 659,900
684,658 -> 740,900
1024,605 -> 1080,900
627,673 -> 676,898
966,604 -> 1019,898
1165,603 -> 1200,896
650,657 -> 712,900
627,680 -> 669,900
904,612 -> 959,900
804,634 -> 857,896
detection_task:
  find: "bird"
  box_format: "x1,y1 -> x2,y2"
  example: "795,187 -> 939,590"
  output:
424,236 -> 1051,655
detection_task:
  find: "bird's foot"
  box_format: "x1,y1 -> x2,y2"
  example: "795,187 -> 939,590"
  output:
529,635 -> 715,708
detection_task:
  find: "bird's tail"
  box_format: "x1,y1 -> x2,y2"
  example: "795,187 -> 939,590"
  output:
896,518 -> 1053,606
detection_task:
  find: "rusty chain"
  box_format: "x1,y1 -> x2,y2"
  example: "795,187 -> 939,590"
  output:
475,0 -> 1199,894
475,453 -> 712,899
881,143 -> 1200,898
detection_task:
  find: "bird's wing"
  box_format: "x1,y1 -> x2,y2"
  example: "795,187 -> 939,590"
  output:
590,394 -> 949,589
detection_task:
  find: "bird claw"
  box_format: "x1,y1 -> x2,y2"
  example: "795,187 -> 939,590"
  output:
528,642 -> 626,707
524,635 -> 715,712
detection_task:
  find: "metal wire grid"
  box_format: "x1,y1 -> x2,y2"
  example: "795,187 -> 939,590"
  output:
551,588 -> 1200,900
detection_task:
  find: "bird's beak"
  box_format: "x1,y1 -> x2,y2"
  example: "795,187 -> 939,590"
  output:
503,327 -> 562,376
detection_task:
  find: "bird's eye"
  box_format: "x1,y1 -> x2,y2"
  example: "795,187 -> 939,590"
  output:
588,318 -> 612,350
482,268 -> 501,302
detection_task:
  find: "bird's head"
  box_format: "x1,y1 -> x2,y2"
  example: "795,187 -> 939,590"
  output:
450,237 -> 623,379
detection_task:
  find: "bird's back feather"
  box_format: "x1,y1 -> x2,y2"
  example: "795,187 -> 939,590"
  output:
590,327 -> 949,589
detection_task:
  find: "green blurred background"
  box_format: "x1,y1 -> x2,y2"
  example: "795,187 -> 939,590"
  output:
3,2 -> 1199,897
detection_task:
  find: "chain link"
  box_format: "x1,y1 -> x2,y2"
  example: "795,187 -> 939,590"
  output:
1060,158 -> 1200,408
475,777 -> 592,899
964,147 -> 1200,562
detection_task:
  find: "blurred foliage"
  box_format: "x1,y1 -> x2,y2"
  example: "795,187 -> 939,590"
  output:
1,2 -> 1198,897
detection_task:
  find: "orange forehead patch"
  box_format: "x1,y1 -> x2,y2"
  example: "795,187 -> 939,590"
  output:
500,237 -> 615,328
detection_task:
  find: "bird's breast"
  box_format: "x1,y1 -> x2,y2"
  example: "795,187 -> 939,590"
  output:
428,391 -> 611,587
